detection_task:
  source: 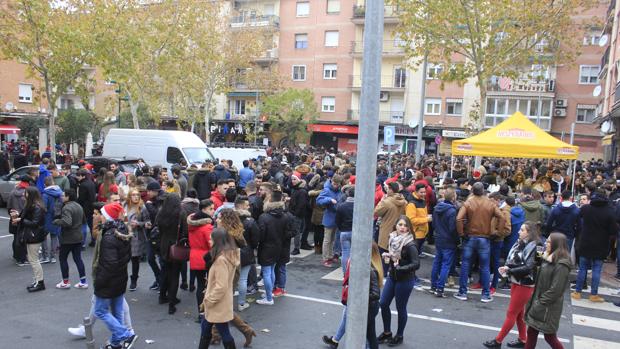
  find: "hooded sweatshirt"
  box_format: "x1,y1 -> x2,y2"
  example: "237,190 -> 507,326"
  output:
519,200 -> 544,226
42,185 -> 63,235
546,201 -> 580,239
432,200 -> 458,249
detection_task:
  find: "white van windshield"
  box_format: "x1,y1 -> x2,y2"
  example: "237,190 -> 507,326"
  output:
183,147 -> 215,164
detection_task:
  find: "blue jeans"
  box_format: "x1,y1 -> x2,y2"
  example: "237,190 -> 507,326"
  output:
334,230 -> 342,256
502,232 -> 518,259
431,247 -> 456,291
340,231 -> 352,273
201,317 -> 233,343
261,264 -> 276,301
334,306 -> 347,341
490,241 -> 503,289
237,265 -> 251,305
275,262 -> 287,289
566,236 -> 574,254
94,295 -> 132,346
459,237 -> 491,297
576,257 -> 603,295
380,276 -> 415,337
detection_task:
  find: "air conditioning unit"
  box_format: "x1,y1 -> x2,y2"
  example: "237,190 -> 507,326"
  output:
555,99 -> 568,108
379,91 -> 390,102
547,79 -> 555,92
554,108 -> 567,117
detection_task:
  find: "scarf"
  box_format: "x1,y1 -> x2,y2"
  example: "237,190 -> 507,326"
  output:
388,231 -> 414,262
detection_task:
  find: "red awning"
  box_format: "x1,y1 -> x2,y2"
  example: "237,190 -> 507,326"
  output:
308,124 -> 358,134
0,125 -> 20,135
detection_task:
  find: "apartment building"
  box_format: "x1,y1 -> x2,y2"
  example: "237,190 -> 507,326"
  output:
598,0 -> 620,161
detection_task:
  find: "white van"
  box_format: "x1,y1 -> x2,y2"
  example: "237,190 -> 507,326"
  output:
103,129 -> 215,168
209,146 -> 267,169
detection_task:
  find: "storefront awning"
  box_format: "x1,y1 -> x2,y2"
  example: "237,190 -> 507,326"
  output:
308,124 -> 359,134
0,125 -> 20,134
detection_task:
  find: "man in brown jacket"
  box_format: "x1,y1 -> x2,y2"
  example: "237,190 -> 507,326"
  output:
454,182 -> 504,303
374,182 -> 408,252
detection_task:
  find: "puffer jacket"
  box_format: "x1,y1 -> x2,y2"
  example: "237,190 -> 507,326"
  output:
374,193 -> 408,250
93,220 -> 132,298
237,209 -> 260,267
456,195 -> 504,238
289,180 -> 309,219
405,193 -> 429,240
42,185 -> 63,236
316,179 -> 343,228
192,168 -> 215,200
505,239 -> 539,286
187,213 -> 212,271
52,201 -> 84,245
387,241 -> 420,282
525,257 -> 571,334
257,201 -> 292,266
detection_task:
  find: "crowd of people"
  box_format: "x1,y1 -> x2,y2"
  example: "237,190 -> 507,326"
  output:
5,144 -> 620,349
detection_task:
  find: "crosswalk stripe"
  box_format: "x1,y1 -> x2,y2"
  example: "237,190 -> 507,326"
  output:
573,286 -> 620,297
573,314 -> 620,332
571,298 -> 620,314
321,268 -> 344,281
573,335 -> 620,349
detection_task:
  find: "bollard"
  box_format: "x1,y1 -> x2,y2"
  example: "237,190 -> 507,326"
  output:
84,316 -> 95,349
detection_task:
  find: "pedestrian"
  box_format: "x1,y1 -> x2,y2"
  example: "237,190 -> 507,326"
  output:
13,186 -> 46,292
187,199 -> 214,316
98,171 -> 119,203
172,165 -> 188,199
156,192 -> 185,314
52,188 -> 88,290
374,181 -> 408,270
483,221 -> 540,348
545,190 -> 580,251
289,174 -> 310,254
377,216 -> 420,347
181,188 -> 201,292
405,183 -> 431,290
429,188 -> 458,298
41,176 -> 62,264
144,182 -> 165,291
76,169 -> 97,246
199,228 -> 240,349
523,232 -> 571,349
238,160 -> 255,191
234,196 -> 260,311
211,179 -> 229,210
124,189 -> 150,291
335,187 -> 355,273
317,175 -> 344,267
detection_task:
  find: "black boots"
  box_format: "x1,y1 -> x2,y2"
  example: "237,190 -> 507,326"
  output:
27,280 -> 45,292
129,276 -> 138,291
199,335 -> 211,349
223,341 -> 236,349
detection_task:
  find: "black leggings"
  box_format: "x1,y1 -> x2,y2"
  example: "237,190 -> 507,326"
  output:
130,256 -> 140,279
312,223 -> 324,247
160,260 -> 181,302
59,243 -> 86,280
194,270 -> 207,312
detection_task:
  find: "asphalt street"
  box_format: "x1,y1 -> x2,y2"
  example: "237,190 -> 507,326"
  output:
0,208 -> 619,349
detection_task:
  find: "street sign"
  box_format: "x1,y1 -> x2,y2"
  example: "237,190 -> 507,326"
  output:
384,126 -> 395,145
435,135 -> 442,145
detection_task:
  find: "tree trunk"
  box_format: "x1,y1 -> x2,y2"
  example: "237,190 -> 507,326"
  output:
43,74 -> 56,149
475,75 -> 487,168
128,98 -> 140,129
204,89 -> 214,144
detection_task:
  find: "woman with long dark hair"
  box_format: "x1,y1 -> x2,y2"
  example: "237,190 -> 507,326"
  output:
97,171 -> 118,203
156,193 -> 184,314
12,186 -> 47,292
199,228 -> 239,349
523,232 -> 571,349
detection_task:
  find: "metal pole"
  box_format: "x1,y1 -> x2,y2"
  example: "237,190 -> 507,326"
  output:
450,155 -> 454,178
343,0 -> 383,348
415,52 -> 429,166
387,144 -> 392,177
570,122 -> 576,197
84,316 -> 94,349
117,84 -> 121,128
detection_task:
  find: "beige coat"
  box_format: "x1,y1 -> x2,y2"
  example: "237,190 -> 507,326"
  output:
203,249 -> 240,323
374,193 -> 408,250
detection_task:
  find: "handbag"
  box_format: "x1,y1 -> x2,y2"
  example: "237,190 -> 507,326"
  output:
169,225 -> 190,262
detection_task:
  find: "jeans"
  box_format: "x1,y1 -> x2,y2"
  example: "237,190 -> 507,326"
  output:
334,230 -> 341,256
340,231 -> 352,273
503,231 -> 518,259
275,262 -> 287,289
323,227 -> 336,261
380,276 -> 415,337
41,233 -> 59,260
26,243 -> 43,282
565,236 -> 574,254
293,217 -> 305,250
88,295 -> 133,332
94,295 -> 132,346
334,306 -> 347,341
576,257 -> 603,295
490,241 -> 503,289
367,301 -> 380,349
238,265 -> 252,305
146,241 -> 161,283
431,247 -> 456,291
459,237 -> 491,297
201,318 -> 233,343
261,264 -> 276,301
59,243 -> 86,280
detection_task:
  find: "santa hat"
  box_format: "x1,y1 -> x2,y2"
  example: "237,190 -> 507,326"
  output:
101,202 -> 124,221
473,170 -> 481,178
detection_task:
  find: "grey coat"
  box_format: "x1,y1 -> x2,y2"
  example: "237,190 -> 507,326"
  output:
53,201 -> 85,245
525,257 -> 571,334
125,204 -> 150,257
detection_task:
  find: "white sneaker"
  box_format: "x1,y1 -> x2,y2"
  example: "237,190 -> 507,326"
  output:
56,281 -> 71,289
256,298 -> 274,305
74,282 -> 89,289
68,325 -> 86,338
234,290 -> 239,296
238,303 -> 250,311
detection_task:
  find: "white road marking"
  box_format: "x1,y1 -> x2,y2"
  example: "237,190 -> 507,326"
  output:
0,234 -> 12,239
321,268 -> 343,281
573,314 -> 620,332
573,335 -> 620,349
0,216 -> 10,220
574,286 -> 620,297
284,293 -> 569,343
571,298 -> 620,314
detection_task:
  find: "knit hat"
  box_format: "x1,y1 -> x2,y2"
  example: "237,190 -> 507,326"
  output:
146,182 -> 161,191
473,170 -> 481,178
101,202 -> 124,221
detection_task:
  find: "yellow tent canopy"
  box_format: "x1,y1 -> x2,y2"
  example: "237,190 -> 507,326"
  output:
451,112 -> 579,160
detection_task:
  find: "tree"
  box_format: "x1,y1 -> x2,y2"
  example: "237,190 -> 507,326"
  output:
16,117 -> 46,142
261,89 -> 318,145
0,0 -> 98,148
56,108 -> 96,146
392,0 -> 595,129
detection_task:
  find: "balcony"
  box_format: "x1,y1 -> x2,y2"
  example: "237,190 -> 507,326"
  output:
349,74 -> 406,91
352,5 -> 401,24
254,48 -> 278,64
487,77 -> 555,96
349,109 -> 404,124
350,40 -> 405,57
230,15 -> 279,29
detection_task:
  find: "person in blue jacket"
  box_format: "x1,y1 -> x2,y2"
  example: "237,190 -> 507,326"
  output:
546,190 -> 580,252
316,174 -> 344,267
429,188 -> 459,298
41,176 -> 62,264
36,158 -> 52,193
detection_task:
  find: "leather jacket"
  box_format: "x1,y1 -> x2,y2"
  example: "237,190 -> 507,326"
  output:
505,239 -> 538,286
369,268 -> 381,302
388,242 -> 420,282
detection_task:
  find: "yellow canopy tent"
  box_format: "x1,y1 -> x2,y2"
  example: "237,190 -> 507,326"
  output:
451,112 -> 579,160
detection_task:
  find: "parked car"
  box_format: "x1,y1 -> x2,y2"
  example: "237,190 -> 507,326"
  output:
0,164 -> 77,206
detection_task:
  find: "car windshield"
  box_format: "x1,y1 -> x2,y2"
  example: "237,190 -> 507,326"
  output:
183,147 -> 214,164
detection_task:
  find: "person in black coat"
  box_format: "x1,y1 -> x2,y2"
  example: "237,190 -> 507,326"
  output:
289,175 -> 310,254
192,166 -> 215,200
13,187 -> 46,292
76,169 -> 97,245
155,192 -> 184,314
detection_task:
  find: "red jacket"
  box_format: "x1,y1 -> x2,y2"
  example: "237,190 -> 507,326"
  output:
97,183 -> 118,202
374,184 -> 384,207
187,213 -> 213,271
210,190 -> 224,210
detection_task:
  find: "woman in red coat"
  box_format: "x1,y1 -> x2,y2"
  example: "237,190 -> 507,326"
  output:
97,171 -> 119,202
187,199 -> 214,317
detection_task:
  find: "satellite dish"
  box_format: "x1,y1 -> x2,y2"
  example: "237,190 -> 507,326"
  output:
5,102 -> 14,111
593,85 -> 602,97
408,118 -> 417,128
601,121 -> 611,133
599,34 -> 609,47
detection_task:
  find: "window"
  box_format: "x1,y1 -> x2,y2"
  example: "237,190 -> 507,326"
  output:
530,64 -> 549,80
576,107 -> 596,123
60,98 -> 74,110
485,98 -> 552,130
327,0 -> 340,14
394,68 -> 406,88
295,33 -> 308,49
234,100 -> 246,115
166,147 -> 184,164
579,65 -> 600,84
292,65 -> 306,81
18,83 -> 32,103
324,31 -> 339,47
296,2 -> 309,17
425,98 -> 441,115
583,33 -> 601,46
323,63 -> 337,79
446,100 -> 463,115
321,96 -> 335,112
426,63 -> 443,79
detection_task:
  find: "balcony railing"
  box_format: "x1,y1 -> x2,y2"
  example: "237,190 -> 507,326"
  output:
353,4 -> 401,18
230,14 -> 279,28
350,74 -> 406,89
349,109 -> 404,124
487,77 -> 553,93
350,40 -> 405,55
255,48 -> 279,62
602,45 -> 610,69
